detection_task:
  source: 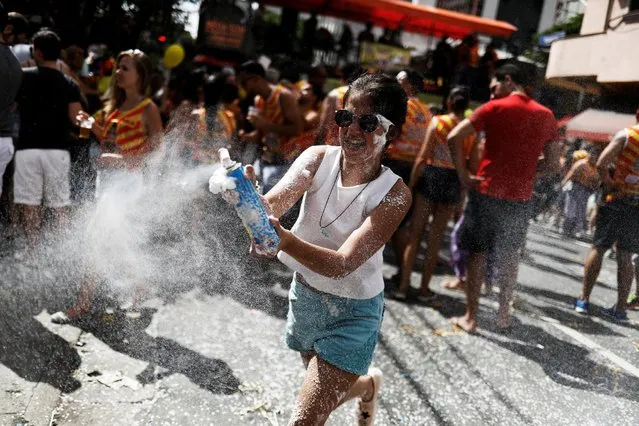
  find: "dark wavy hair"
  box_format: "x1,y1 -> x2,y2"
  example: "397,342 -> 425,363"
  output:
344,73 -> 408,135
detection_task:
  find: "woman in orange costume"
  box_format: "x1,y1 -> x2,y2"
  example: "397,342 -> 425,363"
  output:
395,87 -> 479,302
52,49 -> 163,323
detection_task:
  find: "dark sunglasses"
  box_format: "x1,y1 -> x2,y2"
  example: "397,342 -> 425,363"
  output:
334,109 -> 380,133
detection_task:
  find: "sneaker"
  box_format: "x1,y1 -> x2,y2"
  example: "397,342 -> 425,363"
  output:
356,367 -> 382,426
627,294 -> 639,311
601,306 -> 629,321
574,298 -> 590,314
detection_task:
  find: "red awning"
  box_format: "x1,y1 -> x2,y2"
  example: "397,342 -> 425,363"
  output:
262,0 -> 517,38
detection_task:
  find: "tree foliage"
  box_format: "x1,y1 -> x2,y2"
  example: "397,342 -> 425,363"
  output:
522,13 -> 584,65
4,0 -> 195,52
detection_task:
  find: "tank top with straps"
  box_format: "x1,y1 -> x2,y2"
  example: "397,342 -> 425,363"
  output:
324,85 -> 349,145
429,114 -> 476,169
255,84 -> 289,160
101,98 -> 153,156
386,97 -> 431,163
612,125 -> 639,203
193,106 -> 237,163
277,146 -> 400,299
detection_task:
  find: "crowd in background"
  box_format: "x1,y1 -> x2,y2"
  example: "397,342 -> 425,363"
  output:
1,3 -> 638,329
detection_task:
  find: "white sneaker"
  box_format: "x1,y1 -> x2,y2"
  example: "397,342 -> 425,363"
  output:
356,367 -> 382,426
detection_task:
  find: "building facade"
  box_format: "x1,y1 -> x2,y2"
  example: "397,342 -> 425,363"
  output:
546,0 -> 639,111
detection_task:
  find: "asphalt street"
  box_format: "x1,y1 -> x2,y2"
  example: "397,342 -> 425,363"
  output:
1,222 -> 638,426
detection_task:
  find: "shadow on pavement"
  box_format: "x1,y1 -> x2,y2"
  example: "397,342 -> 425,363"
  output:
381,305 -> 534,424
517,285 -> 638,333
526,232 -> 582,255
527,248 -> 585,268
481,322 -> 639,403
0,310 -> 81,393
70,307 -> 241,394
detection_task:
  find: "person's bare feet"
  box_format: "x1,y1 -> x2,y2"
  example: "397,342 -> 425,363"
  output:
442,278 -> 466,292
497,312 -> 511,329
51,303 -> 91,324
451,315 -> 477,333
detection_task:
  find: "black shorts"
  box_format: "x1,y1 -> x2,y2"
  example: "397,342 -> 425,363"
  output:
593,200 -> 639,254
415,165 -> 461,204
458,191 -> 531,254
383,159 -> 412,185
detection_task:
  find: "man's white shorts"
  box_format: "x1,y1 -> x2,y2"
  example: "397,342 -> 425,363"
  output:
0,137 -> 14,199
14,149 -> 71,208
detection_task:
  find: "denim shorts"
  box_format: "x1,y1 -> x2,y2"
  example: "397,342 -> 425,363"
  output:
285,275 -> 385,376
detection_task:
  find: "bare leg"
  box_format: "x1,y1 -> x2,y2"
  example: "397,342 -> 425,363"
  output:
397,194 -> 430,297
21,204 -> 41,250
67,274 -> 97,318
288,356 -> 361,426
579,247 -> 605,301
495,252 -> 520,328
50,206 -> 68,235
419,203 -> 455,298
452,251 -> 486,333
616,250 -> 634,312
391,226 -> 410,267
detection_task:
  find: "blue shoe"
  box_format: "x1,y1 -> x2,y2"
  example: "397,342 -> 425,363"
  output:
574,298 -> 590,314
601,306 -> 629,321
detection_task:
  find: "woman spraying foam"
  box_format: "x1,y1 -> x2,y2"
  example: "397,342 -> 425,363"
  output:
214,73 -> 411,425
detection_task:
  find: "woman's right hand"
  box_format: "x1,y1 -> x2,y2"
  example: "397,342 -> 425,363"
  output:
76,111 -> 104,138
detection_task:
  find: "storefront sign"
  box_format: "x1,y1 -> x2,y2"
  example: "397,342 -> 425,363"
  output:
359,42 -> 412,71
204,19 -> 246,50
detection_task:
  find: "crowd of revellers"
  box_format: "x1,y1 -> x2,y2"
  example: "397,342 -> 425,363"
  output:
2,3 -> 639,425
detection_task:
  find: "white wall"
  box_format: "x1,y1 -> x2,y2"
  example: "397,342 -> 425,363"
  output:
412,0 -> 438,6
538,0 -> 560,32
481,0 -> 500,19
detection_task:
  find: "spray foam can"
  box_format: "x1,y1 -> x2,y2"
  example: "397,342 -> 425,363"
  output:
218,148 -> 280,256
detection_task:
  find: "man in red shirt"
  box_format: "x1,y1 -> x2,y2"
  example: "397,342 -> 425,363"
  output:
447,64 -> 560,332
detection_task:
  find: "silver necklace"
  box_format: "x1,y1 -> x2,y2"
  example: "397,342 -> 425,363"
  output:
319,170 -> 373,237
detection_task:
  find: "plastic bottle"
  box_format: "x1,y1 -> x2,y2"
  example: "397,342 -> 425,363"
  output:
218,148 -> 280,256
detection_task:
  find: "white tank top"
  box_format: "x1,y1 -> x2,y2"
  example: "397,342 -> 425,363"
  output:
278,146 -> 400,299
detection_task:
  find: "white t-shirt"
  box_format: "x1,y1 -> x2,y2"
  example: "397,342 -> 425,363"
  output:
278,146 -> 400,299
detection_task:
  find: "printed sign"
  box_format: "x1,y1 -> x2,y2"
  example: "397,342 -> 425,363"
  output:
359,42 -> 412,71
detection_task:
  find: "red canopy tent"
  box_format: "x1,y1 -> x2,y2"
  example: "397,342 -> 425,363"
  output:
261,0 -> 517,38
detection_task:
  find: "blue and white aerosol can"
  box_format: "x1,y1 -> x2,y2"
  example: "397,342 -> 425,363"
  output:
216,148 -> 280,256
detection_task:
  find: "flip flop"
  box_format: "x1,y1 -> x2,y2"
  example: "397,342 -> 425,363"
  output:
390,290 -> 408,301
417,294 -> 439,305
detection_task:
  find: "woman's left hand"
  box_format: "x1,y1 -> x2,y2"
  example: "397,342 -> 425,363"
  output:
269,216 -> 292,251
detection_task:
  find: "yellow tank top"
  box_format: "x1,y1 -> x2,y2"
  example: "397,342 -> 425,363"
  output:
430,114 -> 476,169
102,98 -> 153,156
612,126 -> 639,202
193,106 -> 237,164
386,97 -> 431,163
324,85 -> 349,145
255,84 -> 289,157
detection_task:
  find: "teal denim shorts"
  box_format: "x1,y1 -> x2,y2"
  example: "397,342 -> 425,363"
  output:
285,275 -> 385,376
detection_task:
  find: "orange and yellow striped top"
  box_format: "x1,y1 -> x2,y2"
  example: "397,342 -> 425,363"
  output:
102,98 -> 153,156
429,114 -> 476,169
192,106 -> 237,163
386,97 -> 431,163
612,125 -> 639,202
255,84 -> 289,155
324,85 -> 349,145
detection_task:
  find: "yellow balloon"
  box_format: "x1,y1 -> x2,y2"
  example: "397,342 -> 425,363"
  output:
163,44 -> 185,69
98,76 -> 111,94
